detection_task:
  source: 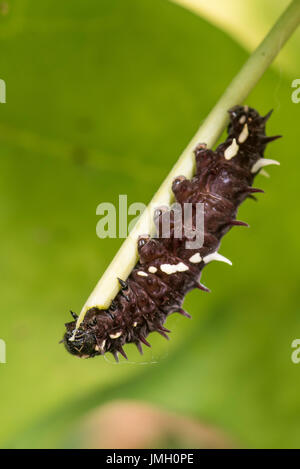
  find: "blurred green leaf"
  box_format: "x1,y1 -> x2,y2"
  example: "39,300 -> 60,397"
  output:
172,0 -> 300,77
0,0 -> 299,449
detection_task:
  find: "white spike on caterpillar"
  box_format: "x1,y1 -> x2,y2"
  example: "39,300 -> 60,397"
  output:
259,169 -> 270,178
224,138 -> 239,160
203,252 -> 232,266
238,123 -> 249,143
251,158 -> 280,173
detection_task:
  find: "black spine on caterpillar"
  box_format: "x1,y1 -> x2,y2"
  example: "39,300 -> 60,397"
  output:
63,105 -> 281,361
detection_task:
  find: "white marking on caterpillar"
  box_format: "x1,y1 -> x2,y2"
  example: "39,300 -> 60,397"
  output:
239,115 -> 246,124
176,262 -> 189,272
68,331 -> 76,342
160,262 -> 189,275
100,339 -> 106,350
244,105 -> 249,112
137,271 -> 148,277
224,138 -> 239,160
251,158 -> 280,173
95,339 -> 106,352
238,123 -> 249,143
133,322 -> 137,327
203,252 -> 232,265
148,266 -> 157,274
189,253 -> 202,263
109,331 -> 122,339
160,264 -> 177,275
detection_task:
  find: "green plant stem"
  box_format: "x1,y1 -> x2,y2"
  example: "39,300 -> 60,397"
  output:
76,0 -> 300,327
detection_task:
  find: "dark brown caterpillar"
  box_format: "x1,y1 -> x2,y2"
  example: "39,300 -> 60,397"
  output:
62,105 -> 281,360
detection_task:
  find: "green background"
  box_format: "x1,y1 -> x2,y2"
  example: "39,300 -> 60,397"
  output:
0,0 -> 299,448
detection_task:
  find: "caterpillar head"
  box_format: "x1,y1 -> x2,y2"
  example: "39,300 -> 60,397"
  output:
63,308 -> 114,358
63,321 -> 97,359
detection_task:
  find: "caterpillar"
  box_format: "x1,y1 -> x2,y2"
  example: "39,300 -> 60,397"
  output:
62,105 -> 280,361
